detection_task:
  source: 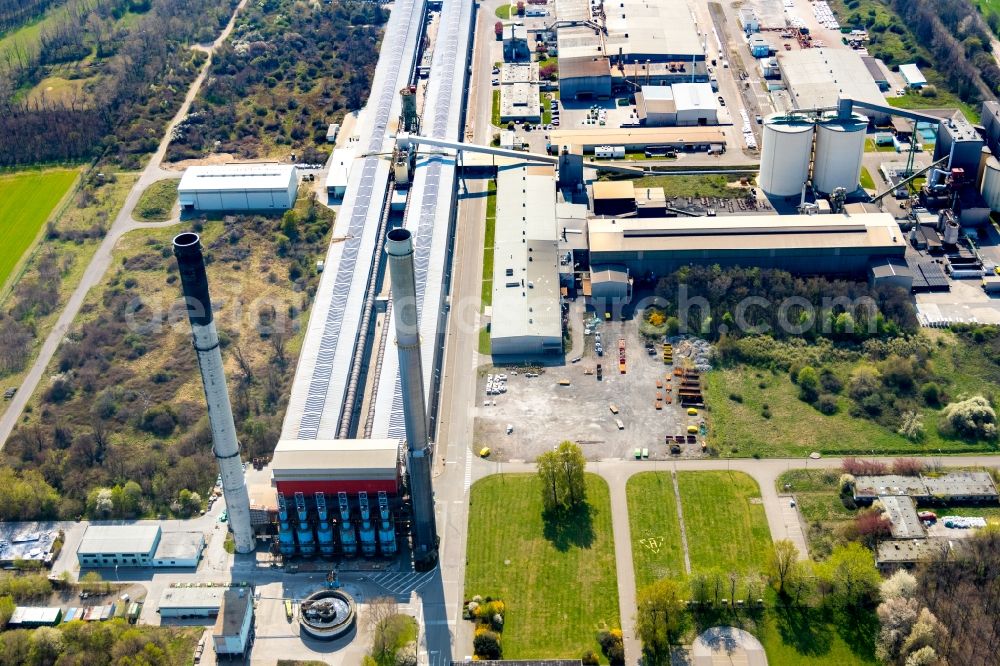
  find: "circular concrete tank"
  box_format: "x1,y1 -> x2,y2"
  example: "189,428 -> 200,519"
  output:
299,589 -> 357,641
812,114 -> 867,195
759,115 -> 814,198
981,156 -> 1000,212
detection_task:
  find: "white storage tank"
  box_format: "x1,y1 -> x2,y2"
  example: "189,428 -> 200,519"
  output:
980,155 -> 1000,212
812,114 -> 867,195
759,115 -> 814,197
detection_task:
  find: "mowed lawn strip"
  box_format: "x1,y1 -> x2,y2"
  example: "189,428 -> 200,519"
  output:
0,168 -> 79,289
625,472 -> 685,589
677,471 -> 772,573
465,473 -> 620,660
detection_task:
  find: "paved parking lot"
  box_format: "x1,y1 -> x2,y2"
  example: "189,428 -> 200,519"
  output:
475,302 -> 708,462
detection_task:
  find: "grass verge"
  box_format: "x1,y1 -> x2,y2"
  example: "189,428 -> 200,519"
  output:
482,181 -> 496,310
495,4 -> 512,18
134,178 -> 180,222
626,472 -> 685,589
492,89 -> 501,127
466,473 -> 620,660
859,167 -> 875,190
677,471 -> 772,574
632,174 -> 751,199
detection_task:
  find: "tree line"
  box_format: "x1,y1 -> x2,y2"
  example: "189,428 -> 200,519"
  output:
0,620 -> 199,665
0,0 -> 238,168
0,0 -> 64,36
2,206 -> 333,520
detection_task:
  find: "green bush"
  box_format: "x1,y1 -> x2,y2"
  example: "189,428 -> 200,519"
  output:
474,631 -> 502,660
816,394 -> 839,415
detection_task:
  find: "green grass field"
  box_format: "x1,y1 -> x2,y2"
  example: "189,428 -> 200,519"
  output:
632,174 -> 750,199
757,607 -> 878,665
626,472 -> 686,589
677,471 -> 772,574
0,168 -> 78,290
134,178 -> 179,221
466,474 -> 620,660
888,92 -> 979,125
859,167 -> 876,191
492,90 -> 501,127
495,4 -> 512,18
705,361 -> 1000,458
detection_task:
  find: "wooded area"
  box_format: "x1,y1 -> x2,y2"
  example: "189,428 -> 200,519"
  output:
166,0 -> 385,162
0,0 -> 236,167
0,0 -> 65,36
1,202 -> 333,521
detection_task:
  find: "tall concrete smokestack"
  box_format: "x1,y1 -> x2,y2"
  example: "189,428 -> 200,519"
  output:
385,228 -> 438,569
172,232 -> 255,554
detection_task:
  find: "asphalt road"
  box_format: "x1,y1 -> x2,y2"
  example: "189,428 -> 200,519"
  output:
0,0 -> 249,449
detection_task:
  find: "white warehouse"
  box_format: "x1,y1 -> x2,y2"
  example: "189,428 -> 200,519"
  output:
325,148 -> 356,200
178,164 -> 298,212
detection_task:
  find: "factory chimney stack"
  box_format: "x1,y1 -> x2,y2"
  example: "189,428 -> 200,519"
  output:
385,228 -> 438,570
172,232 -> 255,554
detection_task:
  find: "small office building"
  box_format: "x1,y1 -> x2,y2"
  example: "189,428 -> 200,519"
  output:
213,588 -> 255,658
77,525 -> 205,569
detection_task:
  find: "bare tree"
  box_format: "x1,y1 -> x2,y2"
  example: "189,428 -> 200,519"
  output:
363,596 -> 407,662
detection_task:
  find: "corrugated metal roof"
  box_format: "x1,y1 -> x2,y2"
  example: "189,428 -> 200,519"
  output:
178,164 -> 296,192
592,180 -> 635,200
271,439 -> 399,478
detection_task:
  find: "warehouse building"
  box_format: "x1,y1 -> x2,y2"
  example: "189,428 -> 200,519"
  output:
490,165 -> 563,356
592,180 -> 636,216
178,164 -> 298,212
590,265 -> 632,304
861,56 -> 890,91
213,588 -> 255,658
158,586 -> 229,618
636,84 -> 719,126
77,525 -> 205,569
777,49 -> 887,124
325,149 -> 356,200
614,60 -> 711,89
500,64 -> 541,123
549,127 -> 725,154
604,0 -> 705,63
7,607 -> 62,628
738,7 -> 760,33
899,63 -> 927,89
559,57 -> 613,101
587,213 -> 906,275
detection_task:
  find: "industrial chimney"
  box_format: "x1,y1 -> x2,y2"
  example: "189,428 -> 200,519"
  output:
172,232 -> 255,554
385,228 -> 438,569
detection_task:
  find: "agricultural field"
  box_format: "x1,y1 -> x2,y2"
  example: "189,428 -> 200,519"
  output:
625,472 -> 685,589
0,168 -> 78,291
465,474 -> 620,660
677,471 -> 772,574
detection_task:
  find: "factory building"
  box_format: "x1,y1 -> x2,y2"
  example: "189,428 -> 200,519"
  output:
325,149 -> 356,200
77,525 -> 205,568
776,49 -> 887,124
593,180 -> 637,216
980,154 -> 1000,212
270,439 -> 400,558
549,127 -> 725,154
590,264 -> 632,304
738,7 -> 760,33
212,588 -> 255,659
178,164 -> 298,212
604,0 -> 705,63
748,35 -> 770,58
559,57 -> 613,101
636,84 -> 719,126
861,56 -> 890,91
490,165 -> 563,356
981,100 -> 1000,156
158,587 -> 228,618
587,213 -> 906,275
615,60 -> 711,89
503,24 -> 530,62
934,112 -> 985,174
500,63 -> 541,123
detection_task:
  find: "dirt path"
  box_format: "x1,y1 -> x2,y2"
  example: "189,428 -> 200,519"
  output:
0,0 -> 249,449
672,470 -> 692,575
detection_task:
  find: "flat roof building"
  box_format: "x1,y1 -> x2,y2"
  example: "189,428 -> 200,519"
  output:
77,525 -> 205,569
0,523 -> 57,567
559,57 -> 613,101
880,495 -> 925,539
876,538 -> 955,572
326,148 -> 356,200
213,588 -> 255,658
853,475 -> 928,502
934,111 -> 984,173
178,164 -> 298,212
921,472 -> 998,502
491,165 -> 563,356
777,49 -> 886,123
588,213 -> 905,275
8,607 -> 62,627
593,180 -> 636,216
503,23 -> 530,61
637,84 -> 719,127
604,0 -> 705,63
158,586 -> 228,618
549,127 -> 725,153
899,63 -> 927,88
270,438 -> 401,496
861,56 -> 889,91
500,64 -> 542,123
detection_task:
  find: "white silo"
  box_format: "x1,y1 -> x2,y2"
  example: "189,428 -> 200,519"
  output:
812,114 -> 867,195
759,115 -> 815,198
981,155 -> 1000,212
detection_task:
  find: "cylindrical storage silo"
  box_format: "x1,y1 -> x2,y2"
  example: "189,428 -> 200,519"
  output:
812,114 -> 867,195
980,156 -> 1000,212
759,115 -> 814,197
